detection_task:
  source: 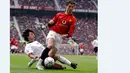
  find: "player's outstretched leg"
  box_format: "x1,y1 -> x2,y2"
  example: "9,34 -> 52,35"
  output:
44,62 -> 66,69
47,38 -> 57,57
36,59 -> 44,70
28,59 -> 37,67
36,47 -> 51,70
70,63 -> 77,69
52,63 -> 66,69
56,55 -> 78,69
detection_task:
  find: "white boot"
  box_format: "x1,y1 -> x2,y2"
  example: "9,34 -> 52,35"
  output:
36,59 -> 44,70
36,65 -> 44,70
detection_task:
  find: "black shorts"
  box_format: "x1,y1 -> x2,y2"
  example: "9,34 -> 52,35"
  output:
94,47 -> 98,53
11,49 -> 15,53
40,48 -> 50,67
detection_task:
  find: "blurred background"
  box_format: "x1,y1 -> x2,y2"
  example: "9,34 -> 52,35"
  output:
10,0 -> 98,55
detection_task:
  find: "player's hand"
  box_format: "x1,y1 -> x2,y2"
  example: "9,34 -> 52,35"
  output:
48,20 -> 55,27
61,34 -> 68,39
34,56 -> 40,59
48,23 -> 55,27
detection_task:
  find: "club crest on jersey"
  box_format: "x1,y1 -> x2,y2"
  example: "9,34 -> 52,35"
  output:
62,20 -> 66,25
69,19 -> 72,22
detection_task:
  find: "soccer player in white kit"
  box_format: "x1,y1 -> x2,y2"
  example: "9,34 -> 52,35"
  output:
22,29 -> 78,70
92,37 -> 98,59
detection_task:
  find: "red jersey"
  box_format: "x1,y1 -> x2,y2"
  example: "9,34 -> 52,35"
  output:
79,43 -> 85,49
50,12 -> 76,37
10,39 -> 19,47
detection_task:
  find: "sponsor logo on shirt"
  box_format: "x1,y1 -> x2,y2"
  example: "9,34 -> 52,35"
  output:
62,20 -> 66,25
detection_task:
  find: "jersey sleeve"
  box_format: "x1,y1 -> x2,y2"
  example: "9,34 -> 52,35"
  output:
24,44 -> 33,55
52,13 -> 61,23
68,17 -> 76,37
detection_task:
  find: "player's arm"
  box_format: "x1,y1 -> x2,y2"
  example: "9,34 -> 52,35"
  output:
61,34 -> 68,39
61,18 -> 76,39
68,18 -> 76,37
48,13 -> 60,27
28,53 -> 40,59
48,20 -> 54,25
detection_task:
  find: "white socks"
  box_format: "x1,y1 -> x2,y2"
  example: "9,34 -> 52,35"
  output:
36,59 -> 43,66
36,59 -> 44,70
32,59 -> 38,62
28,59 -> 43,70
96,53 -> 98,60
57,56 -> 71,66
28,59 -> 37,67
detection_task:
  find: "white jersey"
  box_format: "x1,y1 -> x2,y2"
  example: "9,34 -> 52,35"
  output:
24,41 -> 45,56
92,39 -> 98,47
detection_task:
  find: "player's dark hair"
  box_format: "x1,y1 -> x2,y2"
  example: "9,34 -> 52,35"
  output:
22,29 -> 34,42
66,0 -> 75,6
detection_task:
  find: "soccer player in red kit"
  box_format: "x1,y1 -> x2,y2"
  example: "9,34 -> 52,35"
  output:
39,0 -> 77,70
47,0 -> 76,57
79,43 -> 85,55
10,38 -> 19,54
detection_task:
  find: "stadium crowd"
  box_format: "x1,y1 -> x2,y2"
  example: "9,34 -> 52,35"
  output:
16,15 -> 46,44
10,0 -> 15,6
93,0 -> 98,5
10,15 -> 97,55
58,0 -> 97,10
18,0 -> 55,8
10,0 -> 97,10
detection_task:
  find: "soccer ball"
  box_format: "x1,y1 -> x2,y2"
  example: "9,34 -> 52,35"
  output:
44,57 -> 55,67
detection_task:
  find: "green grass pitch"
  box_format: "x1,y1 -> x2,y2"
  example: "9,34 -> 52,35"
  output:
10,54 -> 97,73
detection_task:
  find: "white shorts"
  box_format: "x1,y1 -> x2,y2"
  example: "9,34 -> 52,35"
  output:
80,49 -> 84,52
46,30 -> 63,49
11,45 -> 18,50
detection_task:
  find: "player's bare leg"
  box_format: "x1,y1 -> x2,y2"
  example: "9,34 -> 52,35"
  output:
52,63 -> 66,69
36,38 -> 57,71
45,62 -> 66,69
47,38 -> 57,57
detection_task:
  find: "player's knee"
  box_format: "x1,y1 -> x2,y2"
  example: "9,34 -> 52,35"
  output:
48,53 -> 55,58
53,55 -> 58,60
47,44 -> 54,49
48,49 -> 57,57
53,48 -> 58,52
47,39 -> 55,49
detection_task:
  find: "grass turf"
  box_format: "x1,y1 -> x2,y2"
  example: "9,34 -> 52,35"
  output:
10,54 -> 97,73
